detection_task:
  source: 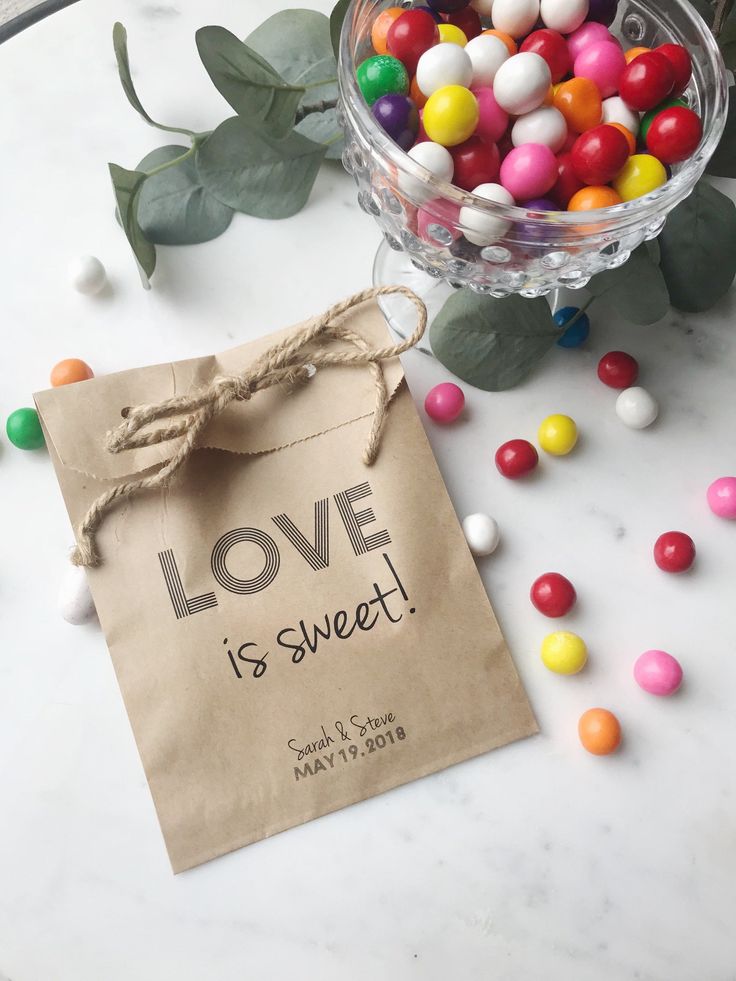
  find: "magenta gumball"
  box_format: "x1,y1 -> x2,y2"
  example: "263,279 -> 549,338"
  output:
417,198 -> 462,245
500,143 -> 558,200
566,22 -> 616,61
707,476 -> 736,519
472,86 -> 510,144
574,41 -> 626,99
424,382 -> 465,423
634,649 -> 683,696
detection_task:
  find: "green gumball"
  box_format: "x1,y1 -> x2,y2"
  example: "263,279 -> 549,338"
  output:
6,407 -> 45,450
356,54 -> 409,106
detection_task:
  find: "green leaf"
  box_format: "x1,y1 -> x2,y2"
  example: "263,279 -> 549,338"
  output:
196,117 -> 327,218
109,163 -> 156,287
135,146 -> 234,245
706,89 -> 736,177
429,292 -> 559,391
586,245 -> 669,324
330,0 -> 351,59
296,109 -> 344,160
686,0 -> 714,26
195,26 -> 304,138
718,19 -> 736,67
658,180 -> 736,312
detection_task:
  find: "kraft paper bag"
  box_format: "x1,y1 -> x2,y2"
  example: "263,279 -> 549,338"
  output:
35,294 -> 537,873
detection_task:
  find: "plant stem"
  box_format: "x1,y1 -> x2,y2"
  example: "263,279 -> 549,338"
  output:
295,98 -> 339,122
555,294 -> 595,329
713,0 -> 734,35
144,143 -> 196,177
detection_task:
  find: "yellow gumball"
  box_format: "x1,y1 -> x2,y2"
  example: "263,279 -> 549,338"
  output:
538,413 -> 578,456
541,631 -> 588,675
613,153 -> 667,202
438,23 -> 468,46
423,85 -> 479,147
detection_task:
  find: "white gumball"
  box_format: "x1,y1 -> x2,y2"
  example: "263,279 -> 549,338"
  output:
416,43 -> 473,97
465,34 -> 509,87
615,387 -> 659,429
407,141 -> 455,182
58,564 -> 97,625
493,52 -> 551,116
512,106 -> 567,151
471,0 -> 495,16
462,514 -> 500,557
460,182 -> 514,246
69,254 -> 107,295
602,96 -> 640,136
540,0 -> 589,34
491,0 -> 540,38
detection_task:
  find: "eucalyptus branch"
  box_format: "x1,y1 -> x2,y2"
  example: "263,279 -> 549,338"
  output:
295,98 -> 339,123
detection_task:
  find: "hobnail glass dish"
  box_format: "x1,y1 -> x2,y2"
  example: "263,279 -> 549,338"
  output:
337,0 -> 728,348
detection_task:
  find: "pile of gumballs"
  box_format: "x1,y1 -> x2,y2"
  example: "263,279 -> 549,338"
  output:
357,0 -> 702,245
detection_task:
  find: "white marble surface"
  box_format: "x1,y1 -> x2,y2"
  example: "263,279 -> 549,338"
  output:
1,2 -> 736,978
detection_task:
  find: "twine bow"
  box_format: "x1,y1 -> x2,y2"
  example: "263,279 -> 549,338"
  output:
71,285 -> 427,568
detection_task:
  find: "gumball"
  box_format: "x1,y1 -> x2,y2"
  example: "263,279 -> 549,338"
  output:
541,631 -> 587,674
407,140 -> 455,182
634,650 -> 683,696
417,198 -> 462,244
472,86 -> 509,142
607,122 -> 636,155
601,95 -> 639,136
387,10 -> 440,76
613,153 -> 667,201
416,42 -> 473,95
50,358 -> 94,387
462,513 -> 500,556
554,306 -> 590,347
707,477 -> 736,519
571,124 -> 629,185
372,94 -> 420,150
6,407 -> 45,450
471,0 -> 494,14
491,0 -> 539,39
494,438 -> 539,478
357,55 -> 410,105
553,77 -> 602,133
597,350 -> 638,388
423,84 -> 479,146
538,413 -> 578,455
574,41 -> 626,99
482,28 -> 517,56
493,52 -> 552,115
566,21 -> 614,61
655,43 -> 692,97
531,572 -> 577,616
578,708 -> 621,754
653,530 -> 696,573
551,152 -> 584,207
500,143 -> 558,200
425,381 -> 465,422
619,51 -> 675,112
539,0 -> 589,34
567,185 -> 622,210
371,7 -> 403,55
587,0 -> 618,26
516,197 -> 558,241
447,6 -> 483,40
615,386 -> 658,428
465,33 -> 509,86
438,23 -> 469,46
461,181 -> 514,243
410,74 -> 429,110
450,136 -> 501,189
512,106 -> 567,152
624,45 -> 650,64
415,5 -> 446,22
427,0 -> 472,11
68,255 -> 106,295
646,106 -> 702,164
520,29 -> 571,83
640,97 -> 687,141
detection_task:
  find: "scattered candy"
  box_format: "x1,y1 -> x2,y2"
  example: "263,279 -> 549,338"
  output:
460,181 -> 514,244
424,381 -> 465,422
653,530 -> 696,573
615,386 -> 659,429
462,513 -> 501,555
578,707 -> 621,754
530,572 -> 577,617
423,84 -> 479,145
634,649 -> 683,695
597,350 -> 638,388
495,437 -> 539,478
69,255 -> 107,295
538,413 -> 578,455
706,476 -> 736,519
357,54 -> 410,105
554,305 -> 590,347
541,630 -> 587,674
58,563 -> 96,625
6,407 -> 45,450
50,358 -> 94,387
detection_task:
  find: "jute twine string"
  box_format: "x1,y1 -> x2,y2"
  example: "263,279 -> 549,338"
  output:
71,285 -> 427,568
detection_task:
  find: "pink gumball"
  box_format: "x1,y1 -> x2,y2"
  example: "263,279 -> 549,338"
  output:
707,476 -> 736,519
566,22 -> 617,61
574,41 -> 626,98
499,143 -> 558,200
634,649 -> 683,696
424,382 -> 465,423
472,86 -> 510,144
417,198 -> 462,245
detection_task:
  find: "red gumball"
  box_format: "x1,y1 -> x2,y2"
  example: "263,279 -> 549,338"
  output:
495,439 -> 539,479
597,350 -> 639,388
646,106 -> 702,164
530,572 -> 577,617
450,136 -> 500,189
619,51 -> 675,111
387,9 -> 440,77
655,43 -> 692,97
551,152 -> 584,208
571,124 -> 630,185
520,28 -> 572,83
653,531 -> 696,573
446,6 -> 483,39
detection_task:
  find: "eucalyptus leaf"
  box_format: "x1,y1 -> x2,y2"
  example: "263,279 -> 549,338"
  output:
296,109 -> 344,159
586,245 -> 669,324
109,163 -> 156,286
196,117 -> 327,218
429,292 -> 559,391
195,26 -> 304,138
658,180 -> 736,312
718,19 -> 736,66
706,90 -> 736,177
136,146 -> 234,245
330,0 -> 351,59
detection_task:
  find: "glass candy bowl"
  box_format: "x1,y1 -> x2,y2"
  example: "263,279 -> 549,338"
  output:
337,0 -> 728,347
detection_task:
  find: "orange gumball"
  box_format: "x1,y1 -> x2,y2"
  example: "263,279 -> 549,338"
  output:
371,7 -> 403,55
481,29 -> 517,56
607,122 -> 636,155
624,45 -> 651,64
410,74 -> 428,110
568,186 -> 623,210
553,77 -> 603,134
50,358 -> 94,387
578,708 -> 622,755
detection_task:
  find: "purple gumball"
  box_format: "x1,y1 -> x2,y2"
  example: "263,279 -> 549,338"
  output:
372,94 -> 420,151
587,0 -> 618,26
520,197 -> 558,211
516,197 -> 559,241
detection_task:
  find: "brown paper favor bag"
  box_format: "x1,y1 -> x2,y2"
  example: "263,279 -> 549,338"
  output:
35,292 -> 537,872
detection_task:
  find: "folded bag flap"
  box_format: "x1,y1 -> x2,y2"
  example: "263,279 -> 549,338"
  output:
34,303 -> 405,482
